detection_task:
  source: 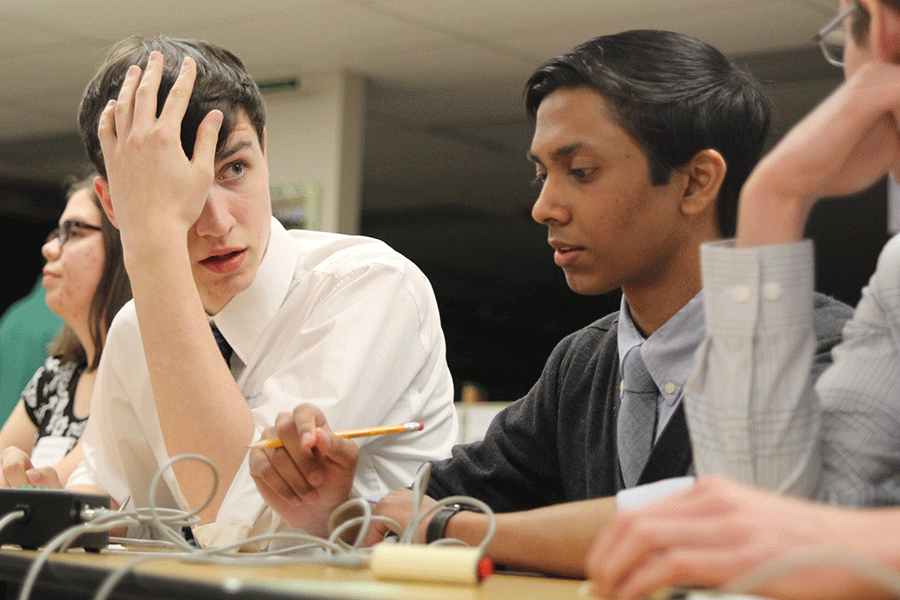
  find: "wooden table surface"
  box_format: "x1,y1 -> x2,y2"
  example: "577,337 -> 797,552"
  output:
0,547 -> 592,600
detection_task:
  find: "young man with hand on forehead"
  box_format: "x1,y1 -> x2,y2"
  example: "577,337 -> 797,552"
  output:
587,2 -> 900,599
251,30 -> 853,576
59,35 -> 457,548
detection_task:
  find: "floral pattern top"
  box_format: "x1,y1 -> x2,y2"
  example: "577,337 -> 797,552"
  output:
21,356 -> 88,446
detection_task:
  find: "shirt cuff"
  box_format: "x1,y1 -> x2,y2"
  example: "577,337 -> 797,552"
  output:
616,476 -> 695,511
701,240 -> 814,336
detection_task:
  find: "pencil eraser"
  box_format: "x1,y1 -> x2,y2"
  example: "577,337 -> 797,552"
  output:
416,422 -> 424,431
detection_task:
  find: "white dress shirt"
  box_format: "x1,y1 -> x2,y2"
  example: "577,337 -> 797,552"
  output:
685,236 -> 900,506
69,217 -> 458,547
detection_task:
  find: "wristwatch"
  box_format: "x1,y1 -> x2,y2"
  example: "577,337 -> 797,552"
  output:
426,503 -> 471,543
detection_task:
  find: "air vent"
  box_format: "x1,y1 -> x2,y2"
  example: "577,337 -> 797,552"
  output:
257,77 -> 301,94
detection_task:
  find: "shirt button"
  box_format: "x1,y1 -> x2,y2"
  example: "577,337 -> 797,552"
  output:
763,282 -> 782,301
664,382 -> 676,394
732,285 -> 750,303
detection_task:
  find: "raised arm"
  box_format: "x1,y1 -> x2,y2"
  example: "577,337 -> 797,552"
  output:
685,63 -> 900,495
95,52 -> 250,523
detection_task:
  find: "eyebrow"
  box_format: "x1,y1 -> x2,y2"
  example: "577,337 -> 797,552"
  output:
215,139 -> 253,163
526,142 -> 585,164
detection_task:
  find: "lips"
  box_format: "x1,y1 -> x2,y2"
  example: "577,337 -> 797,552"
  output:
549,240 -> 585,268
41,269 -> 60,286
200,248 -> 247,275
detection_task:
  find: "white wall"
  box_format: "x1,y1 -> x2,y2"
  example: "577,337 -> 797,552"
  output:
264,71 -> 366,234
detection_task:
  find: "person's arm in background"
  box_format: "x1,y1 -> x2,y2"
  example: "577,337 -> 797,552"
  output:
51,442 -> 84,486
367,322 -> 635,578
589,476 -> 900,600
0,440 -> 85,489
0,398 -> 49,488
372,488 -> 616,578
685,61 -> 900,495
0,401 -> 38,458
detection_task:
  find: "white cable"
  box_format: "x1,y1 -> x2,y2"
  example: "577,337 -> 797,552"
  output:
398,462 -> 496,551
18,517 -> 135,600
327,496 -> 374,551
22,454 -> 900,600
0,510 -> 26,534
12,453 -> 497,600
400,462 -> 431,544
92,554 -> 158,600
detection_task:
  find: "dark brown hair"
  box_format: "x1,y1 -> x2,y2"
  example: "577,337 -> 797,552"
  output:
48,174 -> 132,370
78,35 -> 266,179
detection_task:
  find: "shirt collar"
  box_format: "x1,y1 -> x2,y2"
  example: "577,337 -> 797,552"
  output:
210,217 -> 296,365
617,291 -> 706,406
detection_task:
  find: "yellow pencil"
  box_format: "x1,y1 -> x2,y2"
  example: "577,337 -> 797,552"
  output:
248,422 -> 424,449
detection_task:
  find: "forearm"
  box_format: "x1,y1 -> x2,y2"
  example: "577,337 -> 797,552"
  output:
445,497 -> 617,578
736,169 -> 811,247
736,64 -> 900,249
758,506 -> 900,600
126,237 -> 253,522
56,443 -> 84,487
0,403 -> 37,455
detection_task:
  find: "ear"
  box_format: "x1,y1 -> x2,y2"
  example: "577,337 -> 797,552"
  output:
680,148 -> 726,218
93,176 -> 120,229
261,127 -> 268,159
868,0 -> 900,63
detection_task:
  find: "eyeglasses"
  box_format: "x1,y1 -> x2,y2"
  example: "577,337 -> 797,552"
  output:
815,2 -> 862,67
46,220 -> 102,247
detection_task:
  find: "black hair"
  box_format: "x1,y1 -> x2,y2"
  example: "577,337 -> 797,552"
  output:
524,30 -> 771,237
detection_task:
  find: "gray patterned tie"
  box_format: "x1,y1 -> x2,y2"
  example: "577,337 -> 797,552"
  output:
617,345 -> 658,488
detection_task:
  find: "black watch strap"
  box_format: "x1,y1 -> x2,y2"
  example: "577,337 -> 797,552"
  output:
425,504 -> 467,543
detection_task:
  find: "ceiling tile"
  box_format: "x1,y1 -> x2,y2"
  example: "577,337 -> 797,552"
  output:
368,79 -> 526,127
346,42 -> 536,88
185,3 -> 453,79
376,0 -> 748,37
0,0 -> 341,39
499,1 -> 829,57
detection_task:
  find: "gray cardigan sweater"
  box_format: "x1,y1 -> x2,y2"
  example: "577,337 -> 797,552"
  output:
427,293 -> 853,511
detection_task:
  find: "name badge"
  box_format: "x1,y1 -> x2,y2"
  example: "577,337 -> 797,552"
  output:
30,436 -> 75,468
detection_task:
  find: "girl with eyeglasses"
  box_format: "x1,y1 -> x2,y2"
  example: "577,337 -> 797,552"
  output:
0,173 -> 131,487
